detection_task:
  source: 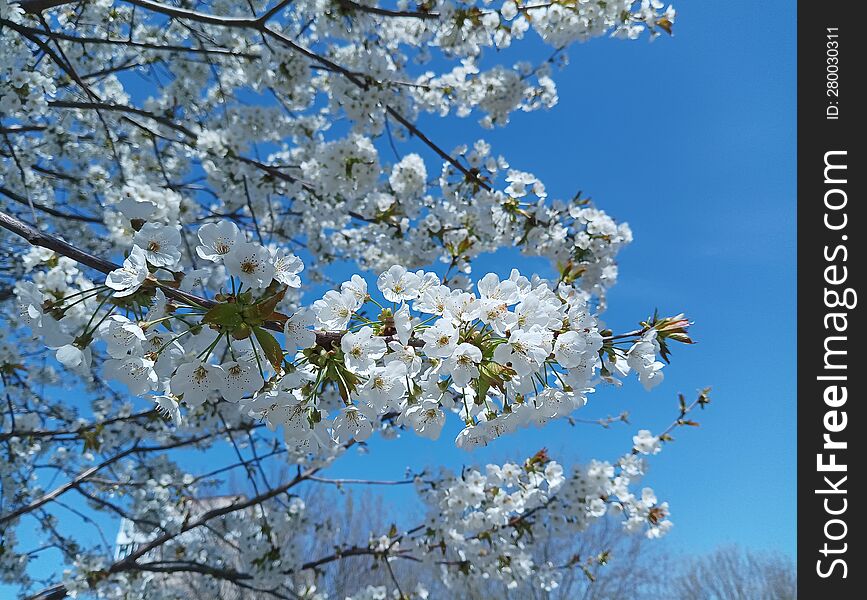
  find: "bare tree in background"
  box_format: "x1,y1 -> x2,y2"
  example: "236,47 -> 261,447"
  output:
243,488 -> 796,600
668,545 -> 796,600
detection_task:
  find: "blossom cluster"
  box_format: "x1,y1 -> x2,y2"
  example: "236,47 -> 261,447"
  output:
323,140 -> 634,305
1,0 -> 672,304
16,219 -> 688,453
411,444 -> 671,592
47,439 -> 673,599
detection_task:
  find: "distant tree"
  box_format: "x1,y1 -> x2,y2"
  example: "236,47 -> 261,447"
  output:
668,545 -> 796,600
168,489 -> 795,600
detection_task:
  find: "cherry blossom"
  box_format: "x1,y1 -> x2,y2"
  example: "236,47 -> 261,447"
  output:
377,265 -> 422,303
133,223 -> 182,268
443,342 -> 483,387
223,241 -> 276,289
341,327 -> 388,374
105,246 -> 149,297
196,221 -> 241,262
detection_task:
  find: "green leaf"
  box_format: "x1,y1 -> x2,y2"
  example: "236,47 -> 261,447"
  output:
476,376 -> 490,405
82,424 -> 104,452
657,17 -> 673,35
253,326 -> 284,371
479,361 -> 515,393
253,287 -> 287,323
201,302 -> 243,329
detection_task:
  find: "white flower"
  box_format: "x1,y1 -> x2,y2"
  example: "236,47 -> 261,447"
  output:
403,400 -> 445,440
444,291 -> 481,323
116,186 -> 157,221
388,153 -> 427,199
501,0 -> 518,21
535,388 -> 585,422
455,423 -> 494,450
153,394 -> 182,424
627,330 -> 665,390
619,454 -> 647,477
415,270 -> 442,296
133,223 -> 181,268
420,319 -> 459,359
305,134 -> 380,200
477,272 -> 520,305
358,361 -> 407,410
106,245 -> 149,297
217,359 -> 262,402
393,303 -> 413,345
646,514 -> 673,539
145,330 -> 183,377
224,241 -> 275,289
641,487 -> 658,508
333,405 -> 375,443
196,220 -> 239,261
340,274 -> 368,304
553,330 -> 588,368
377,265 -> 422,303
478,286 -> 517,334
147,288 -> 170,323
341,326 -> 386,374
104,356 -> 158,396
171,361 -> 219,407
504,170 -> 542,199
601,352 -> 631,386
97,315 -> 146,359
443,343 -> 482,387
14,281 -> 47,332
196,128 -> 229,157
56,344 -> 91,371
492,326 -> 553,376
179,267 -> 213,293
312,290 -> 359,331
385,341 -> 422,377
271,248 -> 304,288
40,315 -> 73,349
283,308 -> 317,349
588,497 -> 607,518
414,284 -> 451,315
632,429 -> 662,455
544,462 -> 565,490
514,293 -> 560,330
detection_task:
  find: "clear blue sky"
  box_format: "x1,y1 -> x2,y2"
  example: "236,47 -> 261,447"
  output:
12,1 -> 796,589
327,0 -> 797,559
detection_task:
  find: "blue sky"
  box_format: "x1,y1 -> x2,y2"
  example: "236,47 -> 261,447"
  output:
326,0 -> 797,559
10,1 -> 796,590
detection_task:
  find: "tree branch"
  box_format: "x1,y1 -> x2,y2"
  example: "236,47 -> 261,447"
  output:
1,186 -> 102,224
17,0 -> 78,14
0,209 -> 426,349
